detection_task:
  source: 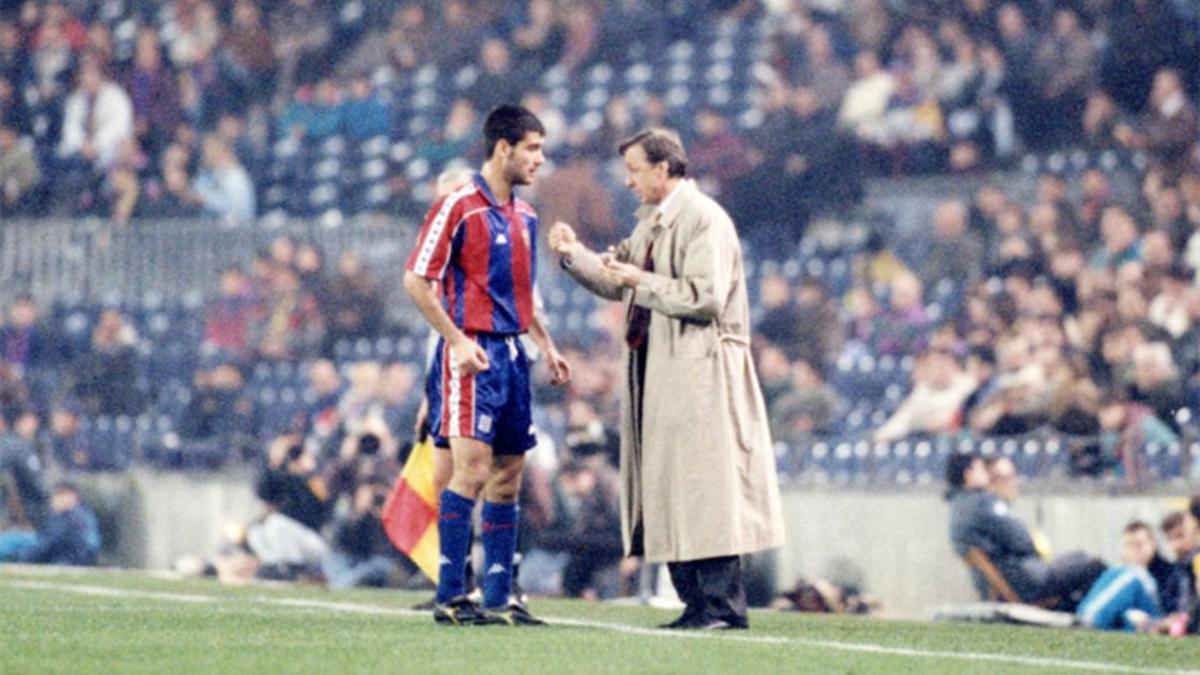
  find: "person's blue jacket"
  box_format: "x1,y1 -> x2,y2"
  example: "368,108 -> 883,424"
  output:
19,504 -> 100,566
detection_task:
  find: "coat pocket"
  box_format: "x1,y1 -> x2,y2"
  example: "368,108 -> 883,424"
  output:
674,320 -> 716,359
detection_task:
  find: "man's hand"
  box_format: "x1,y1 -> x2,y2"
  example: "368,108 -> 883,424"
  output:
451,334 -> 490,375
604,258 -> 643,288
549,221 -> 582,258
545,349 -> 572,385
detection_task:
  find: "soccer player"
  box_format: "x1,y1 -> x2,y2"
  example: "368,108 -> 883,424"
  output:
403,105 -> 570,626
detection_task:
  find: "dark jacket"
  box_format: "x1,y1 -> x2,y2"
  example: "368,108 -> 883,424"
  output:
948,488 -> 1049,600
1149,551 -> 1186,614
19,504 -> 100,566
0,434 -> 48,529
255,469 -> 332,532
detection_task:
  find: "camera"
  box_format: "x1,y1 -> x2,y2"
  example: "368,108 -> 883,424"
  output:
358,433 -> 381,457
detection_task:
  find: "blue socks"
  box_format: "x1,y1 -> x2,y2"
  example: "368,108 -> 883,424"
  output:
481,501 -> 519,609
435,489 -> 475,604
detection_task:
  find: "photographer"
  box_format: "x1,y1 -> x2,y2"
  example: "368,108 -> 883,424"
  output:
322,478 -> 412,590
322,418 -> 400,507
255,435 -> 332,533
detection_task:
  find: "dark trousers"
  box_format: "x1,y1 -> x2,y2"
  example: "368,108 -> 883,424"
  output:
668,555 -> 749,627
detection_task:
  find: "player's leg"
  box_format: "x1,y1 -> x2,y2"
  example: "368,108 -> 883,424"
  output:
436,436 -> 491,603
477,337 -> 544,625
480,453 -> 525,608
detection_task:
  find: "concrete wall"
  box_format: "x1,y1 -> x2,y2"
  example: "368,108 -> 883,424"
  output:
74,472 -> 1194,618
776,486 -> 1190,618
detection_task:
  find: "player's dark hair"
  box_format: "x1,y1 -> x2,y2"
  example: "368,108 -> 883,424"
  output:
944,452 -> 979,491
618,128 -> 688,177
1162,510 -> 1187,534
1190,495 -> 1200,523
483,104 -> 545,158
1124,520 -> 1153,536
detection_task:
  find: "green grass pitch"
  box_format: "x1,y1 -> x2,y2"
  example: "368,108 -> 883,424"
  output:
1,566 -> 1198,674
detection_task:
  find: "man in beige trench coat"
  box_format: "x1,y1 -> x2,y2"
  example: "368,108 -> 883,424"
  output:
548,129 -> 785,629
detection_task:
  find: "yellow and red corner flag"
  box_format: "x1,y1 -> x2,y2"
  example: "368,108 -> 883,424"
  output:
382,437 -> 439,582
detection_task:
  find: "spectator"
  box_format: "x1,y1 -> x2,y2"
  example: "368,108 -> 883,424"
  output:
872,272 -> 931,357
536,137 -> 616,250
689,108 -> 753,200
192,134 -> 255,225
920,200 -> 985,290
0,125 -> 39,215
0,480 -> 100,566
46,403 -> 96,471
71,309 -> 142,417
342,77 -> 391,141
203,265 -> 257,360
1029,10 -> 1097,149
303,359 -> 342,448
1,294 -> 58,374
1129,341 -> 1189,433
1115,68 -> 1200,178
771,359 -> 841,441
125,28 -> 181,157
874,349 -> 977,442
270,0 -> 332,107
57,57 -> 132,171
321,252 -> 384,355
1098,391 -> 1179,484
177,361 -> 257,460
219,0 -> 276,110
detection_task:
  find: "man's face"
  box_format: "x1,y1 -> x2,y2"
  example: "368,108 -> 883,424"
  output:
500,131 -> 545,187
51,489 -> 78,514
1166,518 -> 1198,559
964,458 -> 990,490
988,459 -> 1018,501
1121,528 -> 1157,567
623,144 -> 671,205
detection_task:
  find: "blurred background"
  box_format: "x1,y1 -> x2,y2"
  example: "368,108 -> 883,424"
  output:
1,0 -> 1199,619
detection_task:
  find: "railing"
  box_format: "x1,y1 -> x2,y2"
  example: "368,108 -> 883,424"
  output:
0,216 -> 418,306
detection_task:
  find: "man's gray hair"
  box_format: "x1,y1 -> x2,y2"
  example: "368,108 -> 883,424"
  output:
618,128 -> 688,177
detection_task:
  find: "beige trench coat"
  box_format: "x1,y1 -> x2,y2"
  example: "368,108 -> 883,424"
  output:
564,180 -> 785,563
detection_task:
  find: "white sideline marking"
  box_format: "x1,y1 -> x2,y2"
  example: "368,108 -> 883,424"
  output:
4,578 -> 1196,675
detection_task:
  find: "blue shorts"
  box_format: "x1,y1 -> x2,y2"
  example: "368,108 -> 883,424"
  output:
429,333 -> 535,455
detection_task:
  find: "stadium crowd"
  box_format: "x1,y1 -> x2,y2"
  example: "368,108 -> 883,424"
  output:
0,0 -> 1199,617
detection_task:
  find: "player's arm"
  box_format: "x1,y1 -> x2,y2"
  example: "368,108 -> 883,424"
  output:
605,214 -> 730,322
404,197 -> 488,374
526,313 -> 571,385
402,272 -> 489,374
549,221 -> 628,301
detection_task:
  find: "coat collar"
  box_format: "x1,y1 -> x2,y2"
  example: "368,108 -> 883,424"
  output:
635,179 -> 695,229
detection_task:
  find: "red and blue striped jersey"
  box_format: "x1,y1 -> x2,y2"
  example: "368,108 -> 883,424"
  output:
405,175 -> 536,335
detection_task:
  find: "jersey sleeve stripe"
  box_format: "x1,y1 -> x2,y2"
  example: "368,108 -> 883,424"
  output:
411,184 -> 475,277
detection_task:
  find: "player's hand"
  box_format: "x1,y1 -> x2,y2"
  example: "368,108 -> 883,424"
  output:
546,349 -> 572,385
451,334 -> 490,375
549,221 -> 581,258
413,397 -> 430,438
603,258 -> 642,288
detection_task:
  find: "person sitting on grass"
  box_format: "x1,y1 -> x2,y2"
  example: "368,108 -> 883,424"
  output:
1154,511 -> 1200,636
0,481 -> 99,566
1075,521 -> 1164,631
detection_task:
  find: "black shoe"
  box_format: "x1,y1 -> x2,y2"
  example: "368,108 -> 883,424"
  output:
697,618 -> 748,630
485,602 -> 547,626
657,607 -> 702,629
433,596 -> 504,626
